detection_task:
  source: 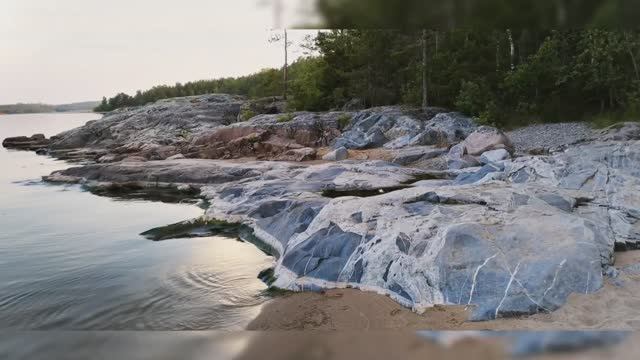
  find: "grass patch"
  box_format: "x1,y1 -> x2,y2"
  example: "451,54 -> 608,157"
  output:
239,109 -> 257,122
277,113 -> 295,123
586,112 -> 639,129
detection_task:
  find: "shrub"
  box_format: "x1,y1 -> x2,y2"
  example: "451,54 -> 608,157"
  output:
455,80 -> 494,117
239,109 -> 257,122
337,114 -> 352,130
277,113 -> 295,123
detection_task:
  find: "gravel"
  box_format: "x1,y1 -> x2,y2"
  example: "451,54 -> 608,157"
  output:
507,122 -> 595,154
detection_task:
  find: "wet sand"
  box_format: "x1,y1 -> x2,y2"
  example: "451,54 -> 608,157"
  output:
248,251 -> 640,331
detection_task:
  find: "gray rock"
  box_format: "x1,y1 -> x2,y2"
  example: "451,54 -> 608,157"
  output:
448,143 -> 466,159
50,94 -> 245,151
333,107 -> 462,150
479,149 -> 510,164
322,147 -> 349,161
447,155 -> 481,170
392,146 -> 446,166
2,134 -> 51,151
275,147 -> 317,162
166,154 -> 186,160
595,122 -> 640,142
414,112 -> 477,147
97,154 -> 118,163
41,131 -> 640,322
203,178 -> 609,321
502,140 -> 640,250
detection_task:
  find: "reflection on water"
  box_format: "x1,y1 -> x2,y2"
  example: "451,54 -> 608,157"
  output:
0,113 -> 273,330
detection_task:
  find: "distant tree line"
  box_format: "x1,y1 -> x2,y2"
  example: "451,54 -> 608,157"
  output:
94,69 -> 285,112
97,29 -> 640,127
1,101 -> 99,115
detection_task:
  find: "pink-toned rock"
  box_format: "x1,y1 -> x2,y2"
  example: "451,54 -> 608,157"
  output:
462,126 -> 514,156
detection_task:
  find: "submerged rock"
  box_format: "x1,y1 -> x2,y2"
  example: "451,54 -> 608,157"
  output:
140,217 -> 244,241
2,134 -> 51,151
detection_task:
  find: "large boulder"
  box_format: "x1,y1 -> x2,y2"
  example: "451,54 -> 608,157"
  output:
462,126 -> 514,156
334,108 -> 475,150
408,112 -> 477,147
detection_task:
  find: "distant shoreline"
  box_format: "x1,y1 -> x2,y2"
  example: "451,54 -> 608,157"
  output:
0,111 -> 97,115
0,101 -> 100,115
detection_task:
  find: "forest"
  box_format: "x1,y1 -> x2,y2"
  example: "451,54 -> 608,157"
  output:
95,29 -> 640,128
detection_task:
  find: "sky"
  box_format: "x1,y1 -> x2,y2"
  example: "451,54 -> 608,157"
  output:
0,0 -> 318,104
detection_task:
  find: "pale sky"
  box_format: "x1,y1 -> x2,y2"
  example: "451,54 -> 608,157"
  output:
0,0 -> 318,104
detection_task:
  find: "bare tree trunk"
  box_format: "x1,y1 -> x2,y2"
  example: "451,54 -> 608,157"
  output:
556,0 -> 567,27
422,29 -> 428,110
283,29 -> 288,100
507,29 -> 515,71
626,32 -> 640,83
496,34 -> 501,71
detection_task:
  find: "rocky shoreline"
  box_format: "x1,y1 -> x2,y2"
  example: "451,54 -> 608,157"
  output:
4,94 -> 640,322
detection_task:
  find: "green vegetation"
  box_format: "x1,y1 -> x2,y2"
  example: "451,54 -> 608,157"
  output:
337,114 -> 352,130
277,113 -> 295,123
315,0 -> 638,29
239,109 -> 257,122
94,68 -> 285,112
96,29 -> 640,127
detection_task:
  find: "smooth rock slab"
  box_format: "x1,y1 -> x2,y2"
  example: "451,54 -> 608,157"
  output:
202,171 -> 612,320
42,140 -> 640,321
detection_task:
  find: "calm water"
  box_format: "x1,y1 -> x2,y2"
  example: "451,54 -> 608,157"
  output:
0,113 -> 273,330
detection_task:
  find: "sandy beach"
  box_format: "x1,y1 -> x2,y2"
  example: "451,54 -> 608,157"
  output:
249,251 -> 640,331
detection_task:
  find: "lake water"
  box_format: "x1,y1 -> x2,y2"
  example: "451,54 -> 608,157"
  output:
0,113 -> 273,330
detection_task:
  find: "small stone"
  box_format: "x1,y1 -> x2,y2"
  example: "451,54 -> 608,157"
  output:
167,154 -> 186,160
479,149 -> 510,164
322,147 -> 348,161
